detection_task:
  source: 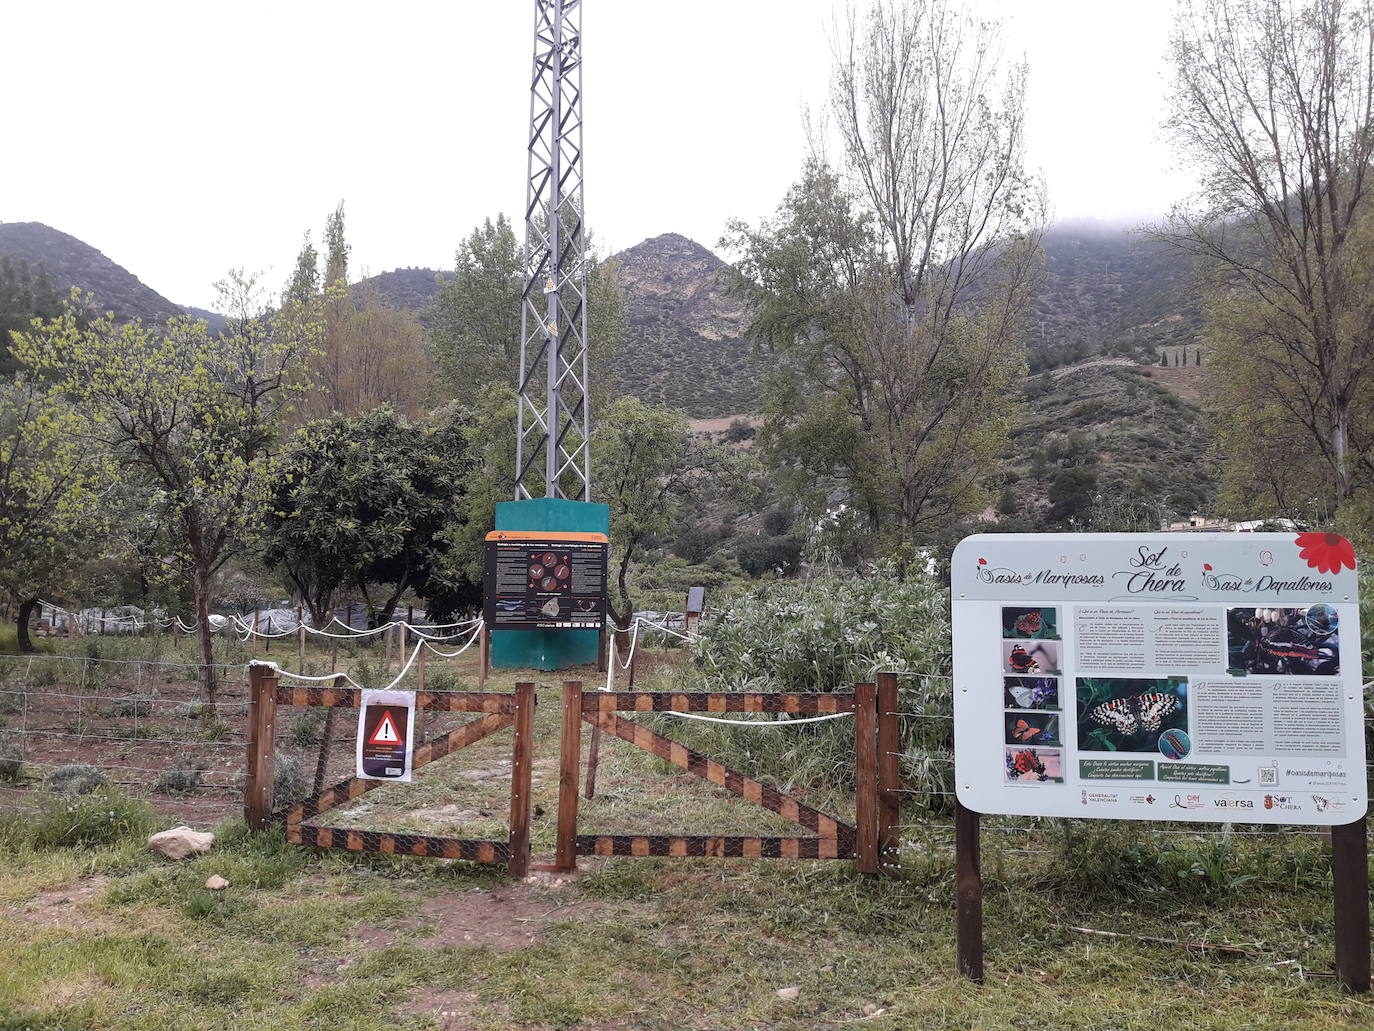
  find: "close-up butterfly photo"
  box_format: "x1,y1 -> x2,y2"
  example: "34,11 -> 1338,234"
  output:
1076,677 -> 1189,753
1001,605 -> 1060,640
1004,712 -> 1060,746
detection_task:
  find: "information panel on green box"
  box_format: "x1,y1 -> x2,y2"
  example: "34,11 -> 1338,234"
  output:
951,532 -> 1365,825
483,538 -> 607,631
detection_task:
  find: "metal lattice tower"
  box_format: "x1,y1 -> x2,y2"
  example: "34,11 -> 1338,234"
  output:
515,0 -> 590,501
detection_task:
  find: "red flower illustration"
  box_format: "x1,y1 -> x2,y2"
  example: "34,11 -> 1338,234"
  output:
1294,532 -> 1357,574
978,557 -> 987,565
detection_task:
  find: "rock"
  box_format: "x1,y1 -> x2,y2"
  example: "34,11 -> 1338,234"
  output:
776,987 -> 800,1002
862,1003 -> 884,1017
204,875 -> 230,891
148,826 -> 214,860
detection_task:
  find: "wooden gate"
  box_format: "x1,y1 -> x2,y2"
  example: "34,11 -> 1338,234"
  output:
554,681 -> 893,872
245,665 -> 536,877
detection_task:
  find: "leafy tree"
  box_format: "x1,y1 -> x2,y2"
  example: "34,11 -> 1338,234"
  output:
429,216 -> 522,405
726,1 -> 1041,553
293,207 -> 434,421
263,405 -> 480,627
1162,0 -> 1374,534
592,397 -> 750,628
0,373 -> 116,650
15,276 -> 316,702
428,215 -> 627,412
0,259 -> 64,375
736,534 -> 803,578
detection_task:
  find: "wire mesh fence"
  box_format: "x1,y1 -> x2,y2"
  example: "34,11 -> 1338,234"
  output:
0,653 -> 251,822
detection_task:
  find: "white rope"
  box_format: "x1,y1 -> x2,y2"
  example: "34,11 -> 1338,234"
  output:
248,659 -> 362,688
634,616 -> 697,642
376,632 -> 425,691
652,710 -> 856,727
419,621 -> 486,659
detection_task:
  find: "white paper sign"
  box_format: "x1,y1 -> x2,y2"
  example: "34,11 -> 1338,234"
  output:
951,532 -> 1366,825
356,688 -> 417,782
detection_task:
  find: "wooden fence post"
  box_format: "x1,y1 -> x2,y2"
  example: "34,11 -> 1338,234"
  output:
416,641 -> 427,693
854,682 -> 879,874
245,663 -> 279,830
1333,815 -> 1371,993
384,621 -> 393,671
251,609 -> 259,653
479,624 -> 490,689
508,682 -> 536,878
556,681 -> 583,871
876,672 -> 900,871
296,605 -> 305,671
955,799 -> 984,984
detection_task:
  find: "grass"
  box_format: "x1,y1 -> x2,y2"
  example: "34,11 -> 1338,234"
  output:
1,637 -> 1372,1028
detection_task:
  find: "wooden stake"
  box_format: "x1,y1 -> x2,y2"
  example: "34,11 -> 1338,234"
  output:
854,682 -> 878,874
584,724 -> 602,800
312,674 -> 343,796
296,604 -> 305,671
416,641 -> 426,693
245,663 -> 279,830
251,608 -> 259,653
955,799 -> 984,984
556,681 -> 583,871
329,607 -> 339,671
384,621 -> 393,671
876,672 -> 900,869
508,682 -> 536,878
479,624 -> 489,689
1333,815 -> 1371,993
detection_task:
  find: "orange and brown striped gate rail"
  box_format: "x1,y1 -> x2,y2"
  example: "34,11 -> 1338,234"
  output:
555,681 -> 887,873
244,665 -> 537,877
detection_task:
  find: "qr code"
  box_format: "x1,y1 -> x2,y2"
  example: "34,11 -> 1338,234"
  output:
1258,766 -> 1278,786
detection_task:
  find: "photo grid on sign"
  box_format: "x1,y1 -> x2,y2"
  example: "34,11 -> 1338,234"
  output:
1002,607 -> 1064,784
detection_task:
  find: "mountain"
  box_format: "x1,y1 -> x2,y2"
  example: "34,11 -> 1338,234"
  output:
609,233 -> 756,418
354,267 -> 451,319
1025,221 -> 1201,372
0,222 -> 186,324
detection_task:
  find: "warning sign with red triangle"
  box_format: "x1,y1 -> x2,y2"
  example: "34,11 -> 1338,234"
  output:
357,691 -> 415,782
368,711 -> 402,746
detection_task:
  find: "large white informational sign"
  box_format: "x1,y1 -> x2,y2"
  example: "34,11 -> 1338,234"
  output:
951,533 -> 1366,825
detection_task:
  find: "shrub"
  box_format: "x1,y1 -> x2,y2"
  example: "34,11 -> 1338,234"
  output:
152,758 -> 204,795
273,753 -> 307,805
171,700 -> 206,718
110,693 -> 155,718
723,418 -> 756,443
688,561 -> 953,802
0,735 -> 23,782
29,788 -> 156,848
46,763 -> 108,795
288,708 -> 325,746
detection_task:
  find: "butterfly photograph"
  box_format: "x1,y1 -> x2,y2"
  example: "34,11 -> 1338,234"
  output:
1003,746 -> 1065,784
1004,712 -> 1060,746
1001,605 -> 1060,640
1076,677 -> 1189,754
1002,639 -> 1060,676
1003,676 -> 1059,710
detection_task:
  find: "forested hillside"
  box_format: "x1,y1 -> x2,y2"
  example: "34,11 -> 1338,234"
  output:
1025,222 -> 1202,372
0,222 -> 184,324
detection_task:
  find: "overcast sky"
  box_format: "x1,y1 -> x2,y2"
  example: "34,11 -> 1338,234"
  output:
3,1 -> 1194,311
